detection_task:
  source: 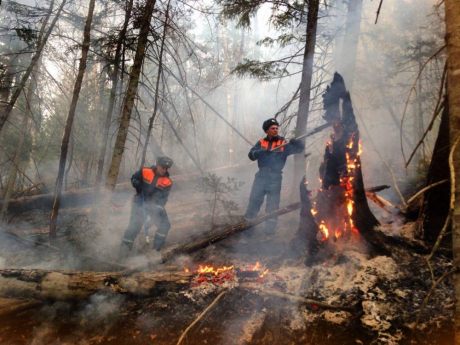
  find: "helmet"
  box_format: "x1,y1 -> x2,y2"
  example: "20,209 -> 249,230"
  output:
156,156 -> 173,169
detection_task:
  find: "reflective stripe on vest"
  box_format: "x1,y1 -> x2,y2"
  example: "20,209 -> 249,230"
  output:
260,139 -> 285,151
142,169 -> 172,188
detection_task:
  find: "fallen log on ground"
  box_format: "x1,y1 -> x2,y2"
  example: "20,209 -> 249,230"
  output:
0,297 -> 44,318
0,269 -> 192,301
162,202 -> 301,262
125,202 -> 302,273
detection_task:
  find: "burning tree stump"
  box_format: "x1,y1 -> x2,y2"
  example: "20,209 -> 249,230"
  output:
292,73 -> 380,261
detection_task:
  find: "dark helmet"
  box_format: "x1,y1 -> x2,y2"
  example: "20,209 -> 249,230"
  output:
156,156 -> 173,169
262,118 -> 279,132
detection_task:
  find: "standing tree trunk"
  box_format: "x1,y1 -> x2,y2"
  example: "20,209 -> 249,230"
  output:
91,0 -> 134,221
445,0 -> 460,342
105,0 -> 157,192
221,17 -> 234,165
49,0 -> 96,240
1,0 -> 55,221
293,0 -> 319,189
0,0 -> 66,133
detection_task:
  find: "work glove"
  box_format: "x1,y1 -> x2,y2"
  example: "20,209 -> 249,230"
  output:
131,178 -> 142,189
256,149 -> 273,158
289,138 -> 299,146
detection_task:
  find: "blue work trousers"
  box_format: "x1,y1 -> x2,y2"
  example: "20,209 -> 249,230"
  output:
244,171 -> 282,235
121,196 -> 171,251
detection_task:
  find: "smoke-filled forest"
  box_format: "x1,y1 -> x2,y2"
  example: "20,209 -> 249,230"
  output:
0,0 -> 459,344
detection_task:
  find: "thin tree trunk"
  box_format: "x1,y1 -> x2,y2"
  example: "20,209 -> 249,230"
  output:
0,0 -> 66,133
221,17 -> 234,164
105,0 -> 157,192
445,0 -> 460,342
49,0 -> 96,240
92,0 -> 134,221
1,0 -> 55,221
140,0 -> 170,167
293,0 -> 319,189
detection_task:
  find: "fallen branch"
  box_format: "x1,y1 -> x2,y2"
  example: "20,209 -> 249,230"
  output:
176,291 -> 227,345
364,185 -> 391,193
240,283 -> 362,314
365,192 -> 393,213
161,203 -> 301,262
125,202 -> 302,273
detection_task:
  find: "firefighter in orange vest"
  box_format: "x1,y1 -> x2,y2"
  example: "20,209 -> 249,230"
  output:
119,156 -> 173,258
245,118 -> 304,237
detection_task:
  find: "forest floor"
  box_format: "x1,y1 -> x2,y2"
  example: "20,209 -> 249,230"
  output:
0,176 -> 455,345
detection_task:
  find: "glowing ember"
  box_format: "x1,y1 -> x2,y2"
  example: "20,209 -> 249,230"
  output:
311,209 -> 318,216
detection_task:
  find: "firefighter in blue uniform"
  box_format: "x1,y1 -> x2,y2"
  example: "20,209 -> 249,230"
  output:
245,118 -> 304,236
119,156 -> 173,258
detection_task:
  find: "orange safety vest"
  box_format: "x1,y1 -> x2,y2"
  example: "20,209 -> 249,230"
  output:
260,138 -> 285,151
142,168 -> 172,188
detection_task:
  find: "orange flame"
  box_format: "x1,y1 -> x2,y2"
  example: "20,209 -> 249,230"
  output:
198,264 -> 234,276
259,269 -> 269,278
347,200 -> 353,216
319,221 -> 329,240
311,209 -> 318,216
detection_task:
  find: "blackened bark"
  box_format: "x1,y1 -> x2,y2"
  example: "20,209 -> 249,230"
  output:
421,98 -> 450,242
288,177 -> 320,262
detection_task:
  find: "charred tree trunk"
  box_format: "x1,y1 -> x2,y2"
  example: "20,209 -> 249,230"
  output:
293,0 -> 319,188
49,0 -> 96,241
0,269 -> 192,301
105,0 -> 157,192
288,177 -> 320,262
313,73 -> 379,250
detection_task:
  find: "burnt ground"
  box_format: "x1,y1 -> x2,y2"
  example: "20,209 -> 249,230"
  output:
0,175 -> 455,345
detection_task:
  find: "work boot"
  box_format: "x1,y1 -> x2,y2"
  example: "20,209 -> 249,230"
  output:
152,234 -> 166,251
263,219 -> 277,239
118,240 -> 133,262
